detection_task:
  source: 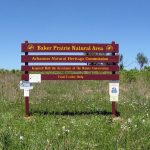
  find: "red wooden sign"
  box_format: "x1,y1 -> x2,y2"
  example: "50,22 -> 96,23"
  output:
21,41 -> 119,81
21,65 -> 119,72
21,42 -> 119,53
22,74 -> 119,81
21,41 -> 120,117
21,55 -> 119,63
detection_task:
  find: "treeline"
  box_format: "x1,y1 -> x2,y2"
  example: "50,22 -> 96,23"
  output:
0,69 -> 21,74
120,66 -> 150,83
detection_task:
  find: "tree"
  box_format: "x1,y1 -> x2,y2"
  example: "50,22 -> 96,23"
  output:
136,52 -> 148,70
119,54 -> 124,70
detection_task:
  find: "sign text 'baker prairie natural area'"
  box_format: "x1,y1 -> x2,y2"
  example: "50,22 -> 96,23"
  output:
22,43 -> 119,52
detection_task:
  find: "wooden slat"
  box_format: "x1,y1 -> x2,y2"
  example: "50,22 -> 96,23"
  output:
22,74 -> 119,81
21,55 -> 119,63
21,43 -> 119,53
21,65 -> 119,72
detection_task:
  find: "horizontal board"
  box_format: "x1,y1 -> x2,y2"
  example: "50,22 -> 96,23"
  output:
22,74 -> 119,80
21,55 -> 119,63
22,43 -> 119,53
21,65 -> 119,72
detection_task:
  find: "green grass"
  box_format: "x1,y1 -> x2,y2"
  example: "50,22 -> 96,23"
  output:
0,72 -> 150,149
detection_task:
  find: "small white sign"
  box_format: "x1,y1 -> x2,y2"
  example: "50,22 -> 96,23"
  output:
110,95 -> 119,102
24,89 -> 29,97
29,74 -> 41,83
20,81 -> 33,90
109,81 -> 119,96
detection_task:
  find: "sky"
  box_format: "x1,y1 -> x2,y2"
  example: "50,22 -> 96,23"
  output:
0,0 -> 150,70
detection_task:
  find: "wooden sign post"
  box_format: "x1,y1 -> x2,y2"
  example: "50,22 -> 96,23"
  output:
21,41 -> 119,117
25,41 -> 29,117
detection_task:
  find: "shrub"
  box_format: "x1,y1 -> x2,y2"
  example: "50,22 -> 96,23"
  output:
144,66 -> 150,72
121,69 -> 139,83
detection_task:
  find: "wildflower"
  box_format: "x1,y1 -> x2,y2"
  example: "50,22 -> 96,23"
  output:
62,126 -> 70,134
85,123 -> 89,126
142,119 -> 145,123
134,124 -> 137,128
20,136 -> 23,140
62,126 -> 66,131
121,124 -> 127,130
71,119 -> 75,124
65,129 -> 70,133
127,118 -> 132,123
47,139 -> 49,143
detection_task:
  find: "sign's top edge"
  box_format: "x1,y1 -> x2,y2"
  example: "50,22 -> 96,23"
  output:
21,43 -> 119,45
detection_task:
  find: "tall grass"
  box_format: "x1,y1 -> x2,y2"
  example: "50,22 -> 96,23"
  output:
0,70 -> 150,149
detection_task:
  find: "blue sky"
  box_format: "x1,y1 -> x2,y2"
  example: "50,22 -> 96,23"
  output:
0,0 -> 150,69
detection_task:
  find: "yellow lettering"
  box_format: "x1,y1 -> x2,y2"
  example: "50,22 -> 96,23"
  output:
53,46 -> 70,51
37,45 -> 52,51
92,46 -> 103,51
32,57 -> 36,61
58,75 -> 65,79
72,46 -> 91,51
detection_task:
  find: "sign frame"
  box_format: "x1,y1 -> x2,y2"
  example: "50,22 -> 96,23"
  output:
21,41 -> 120,117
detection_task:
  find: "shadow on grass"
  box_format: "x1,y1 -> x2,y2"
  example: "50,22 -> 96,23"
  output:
30,110 -> 120,117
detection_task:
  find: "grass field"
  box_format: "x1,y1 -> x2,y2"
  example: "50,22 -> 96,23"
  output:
0,71 -> 150,149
